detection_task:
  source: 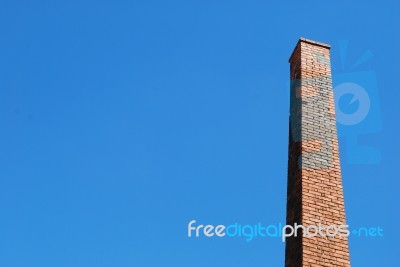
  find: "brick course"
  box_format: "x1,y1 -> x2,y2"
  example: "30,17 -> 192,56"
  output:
285,38 -> 351,267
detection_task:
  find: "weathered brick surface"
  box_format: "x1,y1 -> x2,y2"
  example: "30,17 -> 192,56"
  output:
285,38 -> 350,267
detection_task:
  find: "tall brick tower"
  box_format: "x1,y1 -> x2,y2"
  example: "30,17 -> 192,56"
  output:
285,38 -> 351,266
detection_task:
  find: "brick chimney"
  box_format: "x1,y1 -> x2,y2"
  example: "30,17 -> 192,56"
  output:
285,38 -> 351,267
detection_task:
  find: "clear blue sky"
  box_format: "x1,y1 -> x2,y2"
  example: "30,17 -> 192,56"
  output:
0,1 -> 399,266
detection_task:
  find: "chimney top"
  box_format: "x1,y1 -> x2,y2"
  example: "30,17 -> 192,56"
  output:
289,37 -> 331,63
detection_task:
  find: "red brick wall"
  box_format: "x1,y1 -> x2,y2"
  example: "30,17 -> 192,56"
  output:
285,38 -> 351,267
